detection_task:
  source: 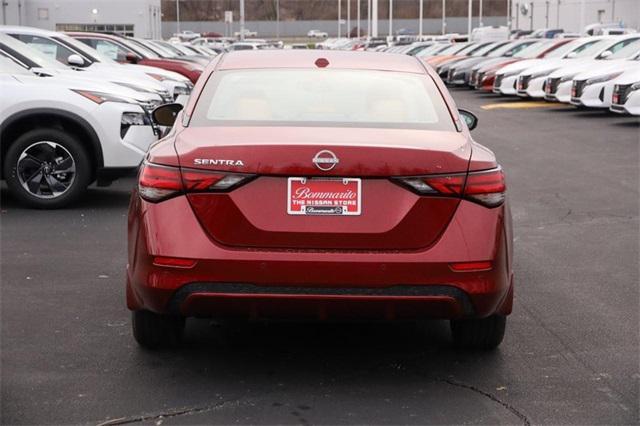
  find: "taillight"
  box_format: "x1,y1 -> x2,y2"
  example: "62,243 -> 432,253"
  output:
463,168 -> 506,207
138,162 -> 254,203
395,167 -> 506,208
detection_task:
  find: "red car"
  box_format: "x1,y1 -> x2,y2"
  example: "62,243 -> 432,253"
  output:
128,51 -> 514,350
66,32 -> 203,83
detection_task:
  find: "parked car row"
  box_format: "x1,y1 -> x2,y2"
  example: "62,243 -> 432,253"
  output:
0,26 -> 210,208
405,34 -> 640,116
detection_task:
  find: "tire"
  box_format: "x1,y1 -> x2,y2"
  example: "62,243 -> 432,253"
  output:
450,315 -> 506,350
4,128 -> 91,209
132,310 -> 185,349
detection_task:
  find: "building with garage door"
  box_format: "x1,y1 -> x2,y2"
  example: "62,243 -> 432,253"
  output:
0,0 -> 162,38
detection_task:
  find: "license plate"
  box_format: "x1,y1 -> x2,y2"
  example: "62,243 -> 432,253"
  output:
287,177 -> 361,216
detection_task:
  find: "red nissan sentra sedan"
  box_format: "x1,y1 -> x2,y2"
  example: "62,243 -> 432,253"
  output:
128,50 -> 514,350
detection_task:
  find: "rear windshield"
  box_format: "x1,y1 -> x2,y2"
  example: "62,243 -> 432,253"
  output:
190,69 -> 455,131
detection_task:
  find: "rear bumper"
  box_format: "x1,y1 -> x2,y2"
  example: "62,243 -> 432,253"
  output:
127,194 -> 514,320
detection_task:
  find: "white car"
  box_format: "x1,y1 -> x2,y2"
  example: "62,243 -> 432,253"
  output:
493,37 -> 604,95
570,50 -> 640,108
0,31 -> 177,103
0,55 -> 160,208
1,26 -> 194,100
307,30 -> 328,38
610,70 -> 640,115
543,35 -> 640,103
234,29 -> 258,38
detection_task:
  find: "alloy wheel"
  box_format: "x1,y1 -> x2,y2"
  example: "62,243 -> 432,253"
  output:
16,141 -> 76,199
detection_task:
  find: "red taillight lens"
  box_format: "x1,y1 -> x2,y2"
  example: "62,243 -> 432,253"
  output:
138,163 -> 183,202
449,261 -> 492,272
138,162 -> 254,203
464,168 -> 506,208
395,167 -> 506,208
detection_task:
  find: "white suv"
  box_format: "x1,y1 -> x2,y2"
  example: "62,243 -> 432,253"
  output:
0,55 -> 160,208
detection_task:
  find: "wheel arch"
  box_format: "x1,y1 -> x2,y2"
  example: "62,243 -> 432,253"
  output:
1,108 -> 103,180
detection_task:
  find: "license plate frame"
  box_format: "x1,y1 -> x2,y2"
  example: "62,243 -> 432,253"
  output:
287,177 -> 362,216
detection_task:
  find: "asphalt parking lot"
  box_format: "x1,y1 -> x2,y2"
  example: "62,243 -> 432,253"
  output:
1,89 -> 638,425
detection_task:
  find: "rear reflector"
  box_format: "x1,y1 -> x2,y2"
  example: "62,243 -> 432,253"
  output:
395,167 -> 506,208
138,162 -> 255,203
153,256 -> 197,268
449,261 -> 492,272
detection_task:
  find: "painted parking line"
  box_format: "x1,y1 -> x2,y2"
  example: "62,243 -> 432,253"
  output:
481,101 -> 574,110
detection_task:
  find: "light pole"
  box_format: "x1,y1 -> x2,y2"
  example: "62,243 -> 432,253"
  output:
442,0 -> 446,35
371,0 -> 378,37
367,0 -> 371,38
338,0 -> 341,38
467,0 -> 472,38
347,0 -> 351,38
418,0 -> 423,37
388,0 -> 393,37
176,0 -> 180,34
556,0 -> 560,28
357,0 -> 361,37
276,0 -> 280,39
240,0 -> 245,40
479,0 -> 483,27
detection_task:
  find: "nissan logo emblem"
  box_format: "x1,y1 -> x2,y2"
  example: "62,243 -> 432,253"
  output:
312,150 -> 339,171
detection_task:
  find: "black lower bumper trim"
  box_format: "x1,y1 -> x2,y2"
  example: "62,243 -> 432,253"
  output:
168,283 -> 475,316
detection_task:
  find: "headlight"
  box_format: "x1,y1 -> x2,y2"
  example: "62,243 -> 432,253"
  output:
631,82 -> 640,91
72,89 -> 138,105
585,72 -> 623,86
121,112 -> 151,138
173,84 -> 192,97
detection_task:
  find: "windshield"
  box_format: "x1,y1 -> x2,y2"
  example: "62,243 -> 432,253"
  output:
469,42 -> 500,56
53,34 -> 118,64
572,39 -> 612,58
191,69 -> 455,131
433,43 -> 469,55
513,40 -> 553,58
488,41 -> 531,57
415,43 -> 451,57
0,33 -> 66,69
455,43 -> 483,56
544,39 -> 584,58
606,38 -> 640,59
479,41 -> 511,56
120,38 -> 160,58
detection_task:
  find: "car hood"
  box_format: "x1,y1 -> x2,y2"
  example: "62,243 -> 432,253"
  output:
14,72 -> 161,103
472,57 -> 515,72
573,60 -> 640,80
123,63 -> 191,82
449,56 -> 489,71
610,67 -> 640,85
74,65 -> 167,93
497,59 -> 543,76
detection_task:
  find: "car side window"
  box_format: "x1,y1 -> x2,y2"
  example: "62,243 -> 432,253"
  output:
83,39 -> 131,62
12,34 -> 77,65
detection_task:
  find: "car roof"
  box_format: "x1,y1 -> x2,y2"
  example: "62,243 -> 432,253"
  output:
0,25 -> 57,36
216,50 -> 427,73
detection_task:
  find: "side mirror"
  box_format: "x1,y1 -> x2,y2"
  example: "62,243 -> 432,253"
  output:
67,54 -> 85,67
125,52 -> 139,64
458,109 -> 478,131
565,51 -> 577,58
599,50 -> 612,59
152,103 -> 183,127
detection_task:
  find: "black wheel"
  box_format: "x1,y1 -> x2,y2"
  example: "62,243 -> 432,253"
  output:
132,310 -> 185,349
450,315 -> 506,350
4,128 -> 91,209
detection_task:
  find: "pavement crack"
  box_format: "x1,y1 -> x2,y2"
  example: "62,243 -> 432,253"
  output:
439,378 -> 531,426
95,399 -> 241,425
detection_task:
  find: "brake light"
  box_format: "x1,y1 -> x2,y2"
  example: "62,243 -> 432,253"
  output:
138,162 -> 254,202
395,167 -> 506,208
